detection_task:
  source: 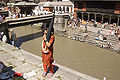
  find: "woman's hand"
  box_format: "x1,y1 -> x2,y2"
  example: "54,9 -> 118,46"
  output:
43,35 -> 47,41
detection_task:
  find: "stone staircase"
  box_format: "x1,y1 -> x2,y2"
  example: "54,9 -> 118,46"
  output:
107,35 -> 119,51
73,31 -> 119,52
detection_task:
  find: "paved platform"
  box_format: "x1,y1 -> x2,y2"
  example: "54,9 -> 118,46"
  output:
0,41 -> 99,80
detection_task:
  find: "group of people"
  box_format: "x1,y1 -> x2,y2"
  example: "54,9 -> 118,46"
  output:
95,34 -> 107,42
9,29 -> 17,47
68,18 -> 86,28
0,29 -> 17,48
9,12 -> 23,19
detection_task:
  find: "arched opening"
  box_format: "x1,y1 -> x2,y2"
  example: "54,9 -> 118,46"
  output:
111,16 -> 117,24
67,6 -> 69,13
56,6 -> 58,12
89,13 -> 95,21
103,15 -> 109,23
83,13 -> 88,21
77,12 -> 82,19
63,6 -> 65,13
96,14 -> 102,22
59,7 -> 62,13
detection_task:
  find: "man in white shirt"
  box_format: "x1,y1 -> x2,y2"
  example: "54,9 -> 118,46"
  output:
2,34 -> 7,43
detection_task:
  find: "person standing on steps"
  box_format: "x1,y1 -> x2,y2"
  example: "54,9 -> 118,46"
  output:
9,29 -> 17,47
41,26 -> 55,78
41,12 -> 55,78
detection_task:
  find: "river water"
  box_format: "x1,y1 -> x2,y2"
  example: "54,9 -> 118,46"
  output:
10,25 -> 120,80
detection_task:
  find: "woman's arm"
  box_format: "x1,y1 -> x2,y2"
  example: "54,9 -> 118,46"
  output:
42,38 -> 49,53
45,35 -> 54,47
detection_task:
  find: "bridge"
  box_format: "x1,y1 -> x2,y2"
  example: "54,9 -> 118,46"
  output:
7,14 -> 54,27
0,14 -> 54,43
0,13 -> 69,43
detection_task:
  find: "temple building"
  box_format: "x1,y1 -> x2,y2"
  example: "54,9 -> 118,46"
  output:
38,1 -> 74,14
8,0 -> 62,3
73,0 -> 120,26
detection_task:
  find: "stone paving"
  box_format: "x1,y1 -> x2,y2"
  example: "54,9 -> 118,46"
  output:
0,41 -> 99,80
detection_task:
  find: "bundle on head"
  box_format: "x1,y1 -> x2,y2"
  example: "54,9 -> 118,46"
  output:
46,14 -> 55,42
41,22 -> 47,32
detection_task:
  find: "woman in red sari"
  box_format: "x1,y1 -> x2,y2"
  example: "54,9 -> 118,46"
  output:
41,27 -> 55,78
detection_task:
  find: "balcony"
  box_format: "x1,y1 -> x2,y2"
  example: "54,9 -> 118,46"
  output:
86,8 -> 115,14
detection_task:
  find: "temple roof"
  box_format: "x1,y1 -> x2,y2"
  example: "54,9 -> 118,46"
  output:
38,1 -> 73,7
14,1 -> 37,6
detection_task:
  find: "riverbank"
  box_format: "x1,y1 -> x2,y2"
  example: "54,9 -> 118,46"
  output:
0,41 -> 99,80
62,26 -> 120,53
10,25 -> 120,80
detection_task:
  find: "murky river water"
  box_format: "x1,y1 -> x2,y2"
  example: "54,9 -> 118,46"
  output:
10,25 -> 120,80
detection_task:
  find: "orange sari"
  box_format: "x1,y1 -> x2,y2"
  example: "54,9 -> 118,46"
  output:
42,35 -> 54,73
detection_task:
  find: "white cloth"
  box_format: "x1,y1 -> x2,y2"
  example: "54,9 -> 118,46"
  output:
99,35 -> 103,41
23,70 -> 36,79
2,35 -> 7,43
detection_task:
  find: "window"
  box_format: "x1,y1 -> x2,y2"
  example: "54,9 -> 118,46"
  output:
78,3 -> 83,9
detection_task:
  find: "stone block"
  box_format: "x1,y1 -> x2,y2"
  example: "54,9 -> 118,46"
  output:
2,61 -> 9,66
13,63 -> 36,73
78,77 -> 86,80
0,51 -> 13,61
36,70 -> 46,80
33,68 -> 42,73
61,71 -> 81,80
27,77 -> 38,80
24,54 -> 41,65
7,59 -> 23,67
9,51 -> 25,61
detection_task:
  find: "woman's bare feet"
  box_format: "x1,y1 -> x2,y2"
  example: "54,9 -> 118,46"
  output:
47,73 -> 53,78
42,72 -> 47,77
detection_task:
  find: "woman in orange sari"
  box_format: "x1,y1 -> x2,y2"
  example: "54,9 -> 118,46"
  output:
41,27 -> 55,78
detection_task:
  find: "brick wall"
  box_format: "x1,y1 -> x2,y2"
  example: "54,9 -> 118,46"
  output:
114,2 -> 120,14
74,1 -> 87,19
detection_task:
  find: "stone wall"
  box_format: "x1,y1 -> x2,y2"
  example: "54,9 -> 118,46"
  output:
54,14 -> 69,34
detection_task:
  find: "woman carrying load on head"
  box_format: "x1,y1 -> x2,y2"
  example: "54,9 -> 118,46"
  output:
41,22 -> 55,78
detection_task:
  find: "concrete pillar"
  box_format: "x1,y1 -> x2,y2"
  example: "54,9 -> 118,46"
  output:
94,14 -> 96,22
117,17 -> 120,26
58,6 -> 59,12
82,13 -> 83,20
88,13 -> 90,21
40,6 -> 43,11
25,12 -> 27,17
72,5 -> 74,13
102,15 -> 104,23
54,6 -> 57,13
69,6 -> 71,13
109,15 -> 111,24
54,6 -> 56,11
64,18 -> 68,28
61,6 -> 63,13
74,12 -> 77,19
65,6 -> 67,13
